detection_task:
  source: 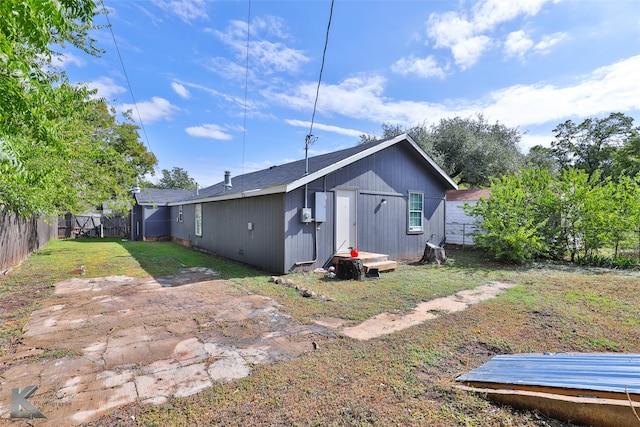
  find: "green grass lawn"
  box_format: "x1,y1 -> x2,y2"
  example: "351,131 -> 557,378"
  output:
2,238 -> 639,426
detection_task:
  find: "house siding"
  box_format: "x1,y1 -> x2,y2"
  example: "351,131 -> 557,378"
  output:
170,204 -> 194,243
446,200 -> 480,245
154,137 -> 455,274
173,194 -> 286,273
285,142 -> 449,271
445,190 -> 489,246
141,206 -> 172,239
284,187 -> 335,272
131,205 -> 144,240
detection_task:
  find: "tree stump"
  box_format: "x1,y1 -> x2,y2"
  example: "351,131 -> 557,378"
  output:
419,242 -> 447,265
335,258 -> 365,281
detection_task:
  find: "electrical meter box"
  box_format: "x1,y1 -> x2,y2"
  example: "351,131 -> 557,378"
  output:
315,192 -> 327,222
300,207 -> 312,223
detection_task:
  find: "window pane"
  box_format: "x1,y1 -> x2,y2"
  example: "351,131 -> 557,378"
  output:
409,212 -> 422,227
409,193 -> 423,210
408,192 -> 423,232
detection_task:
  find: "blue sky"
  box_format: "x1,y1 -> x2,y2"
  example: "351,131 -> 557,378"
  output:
60,0 -> 640,187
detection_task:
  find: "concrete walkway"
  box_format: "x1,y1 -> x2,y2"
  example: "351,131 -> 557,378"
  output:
316,281 -> 515,340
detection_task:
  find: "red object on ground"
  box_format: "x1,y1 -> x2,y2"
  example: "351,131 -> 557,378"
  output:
350,248 -> 359,257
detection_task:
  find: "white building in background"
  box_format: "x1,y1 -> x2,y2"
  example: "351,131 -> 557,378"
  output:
446,189 -> 490,246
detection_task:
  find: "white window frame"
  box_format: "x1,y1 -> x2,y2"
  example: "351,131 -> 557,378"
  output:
178,205 -> 183,223
194,204 -> 202,236
408,191 -> 424,233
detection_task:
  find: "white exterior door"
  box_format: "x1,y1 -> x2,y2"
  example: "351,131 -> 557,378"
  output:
335,189 -> 357,253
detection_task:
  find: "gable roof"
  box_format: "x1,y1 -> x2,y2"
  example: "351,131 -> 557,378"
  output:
171,133 -> 457,205
134,188 -> 195,206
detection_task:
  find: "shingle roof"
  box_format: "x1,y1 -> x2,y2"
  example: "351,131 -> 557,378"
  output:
187,139 -> 380,201
174,133 -> 457,205
134,188 -> 195,205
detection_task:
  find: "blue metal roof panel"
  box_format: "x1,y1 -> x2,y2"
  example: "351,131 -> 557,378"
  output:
456,353 -> 640,395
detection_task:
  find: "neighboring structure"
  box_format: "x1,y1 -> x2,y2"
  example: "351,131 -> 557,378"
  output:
132,134 -> 457,273
445,188 -> 490,246
132,188 -> 194,241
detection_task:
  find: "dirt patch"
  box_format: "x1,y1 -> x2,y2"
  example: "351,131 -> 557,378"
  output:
0,268 -> 331,426
336,281 -> 515,340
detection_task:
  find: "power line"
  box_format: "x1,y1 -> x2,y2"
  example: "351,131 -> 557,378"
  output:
308,0 -> 335,139
304,0 -> 334,176
101,0 -> 153,155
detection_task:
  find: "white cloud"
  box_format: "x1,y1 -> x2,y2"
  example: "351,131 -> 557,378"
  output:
212,18 -> 310,78
472,0 -> 551,32
534,32 -> 568,53
504,30 -> 566,58
426,0 -> 559,68
152,0 -> 208,23
171,82 -> 190,99
82,77 -> 126,100
285,119 -> 366,138
504,30 -> 534,57
391,55 -> 447,79
272,55 -> 640,135
520,133 -> 554,152
450,35 -> 493,69
120,96 -> 179,124
427,12 -> 485,69
51,53 -> 86,69
269,75 -> 451,126
185,124 -> 233,140
484,55 -> 640,127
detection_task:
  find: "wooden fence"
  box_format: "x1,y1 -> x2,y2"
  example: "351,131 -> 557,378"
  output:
58,213 -> 130,239
0,208 -> 57,273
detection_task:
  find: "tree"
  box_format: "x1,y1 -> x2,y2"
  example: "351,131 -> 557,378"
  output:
524,145 -> 560,175
428,115 -> 524,186
1,1 -> 156,216
467,168 -> 553,263
146,167 -> 198,190
360,115 -> 523,187
612,129 -> 640,178
468,166 -> 640,264
551,112 -> 637,180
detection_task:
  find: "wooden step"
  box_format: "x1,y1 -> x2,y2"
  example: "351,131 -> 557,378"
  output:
332,251 -> 397,274
333,251 -> 389,264
363,260 -> 397,272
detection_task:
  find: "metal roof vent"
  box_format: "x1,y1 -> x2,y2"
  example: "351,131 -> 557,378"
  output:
224,171 -> 232,192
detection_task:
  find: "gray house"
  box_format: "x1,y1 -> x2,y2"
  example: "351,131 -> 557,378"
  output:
134,134 -> 457,273
132,188 -> 194,241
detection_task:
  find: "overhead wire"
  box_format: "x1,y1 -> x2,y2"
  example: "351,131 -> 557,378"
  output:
308,0 -> 335,139
100,0 -> 153,155
304,0 -> 334,178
